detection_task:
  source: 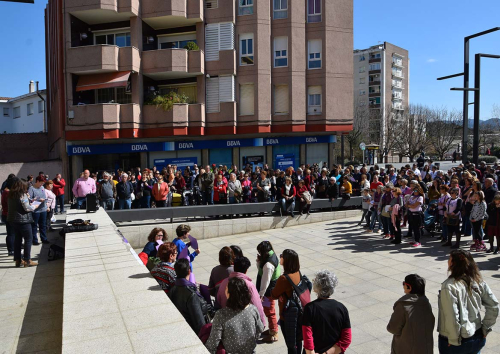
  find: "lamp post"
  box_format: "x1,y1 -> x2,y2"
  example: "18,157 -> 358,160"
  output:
437,27 -> 500,164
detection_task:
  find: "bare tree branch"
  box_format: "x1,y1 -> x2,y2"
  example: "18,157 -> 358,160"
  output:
427,108 -> 462,160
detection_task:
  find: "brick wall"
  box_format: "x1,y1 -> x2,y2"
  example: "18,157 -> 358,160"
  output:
0,133 -> 49,164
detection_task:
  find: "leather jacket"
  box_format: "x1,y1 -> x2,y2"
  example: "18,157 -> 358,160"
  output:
168,279 -> 210,334
7,194 -> 34,224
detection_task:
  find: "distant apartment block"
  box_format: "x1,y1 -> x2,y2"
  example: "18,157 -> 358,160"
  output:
353,42 -> 409,162
0,81 -> 46,134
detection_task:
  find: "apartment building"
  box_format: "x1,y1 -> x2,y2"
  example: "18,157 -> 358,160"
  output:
353,42 -> 409,162
46,0 -> 353,180
0,81 -> 46,134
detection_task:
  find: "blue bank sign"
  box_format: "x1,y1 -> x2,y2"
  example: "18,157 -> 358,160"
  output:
67,135 -> 337,155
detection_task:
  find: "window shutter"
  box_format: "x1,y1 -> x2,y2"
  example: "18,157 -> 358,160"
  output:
239,84 -> 254,116
274,36 -> 287,52
274,85 -> 289,114
219,76 -> 235,102
205,24 -> 220,61
206,77 -> 220,113
219,22 -> 234,51
308,86 -> 321,96
308,39 -> 321,55
308,86 -> 322,114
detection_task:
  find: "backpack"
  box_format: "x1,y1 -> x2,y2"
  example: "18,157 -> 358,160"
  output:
284,272 -> 312,310
48,244 -> 65,261
282,272 -> 312,347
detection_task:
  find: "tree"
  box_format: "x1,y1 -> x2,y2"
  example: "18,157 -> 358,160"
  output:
392,104 -> 430,162
382,105 -> 403,162
347,97 -> 369,162
426,108 -> 462,160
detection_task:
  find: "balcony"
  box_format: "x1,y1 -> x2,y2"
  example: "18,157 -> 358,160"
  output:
369,103 -> 381,109
143,103 -> 205,128
206,50 -> 237,76
66,0 -> 139,24
206,101 -> 237,126
205,0 -> 235,24
392,71 -> 404,79
369,57 -> 381,63
392,94 -> 404,101
369,69 -> 381,74
142,49 -> 204,79
391,82 -> 404,89
392,60 -> 404,68
142,0 -> 203,29
66,45 -> 140,74
66,103 -> 140,130
369,92 -> 380,98
393,105 -> 404,111
369,80 -> 381,86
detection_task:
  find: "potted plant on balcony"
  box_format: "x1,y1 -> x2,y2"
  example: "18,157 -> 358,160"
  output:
145,91 -> 189,112
183,41 -> 199,51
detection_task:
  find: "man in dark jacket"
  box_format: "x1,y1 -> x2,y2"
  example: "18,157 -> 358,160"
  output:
387,274 -> 435,354
116,173 -> 134,209
200,165 -> 214,205
484,178 -> 498,205
168,259 -> 208,334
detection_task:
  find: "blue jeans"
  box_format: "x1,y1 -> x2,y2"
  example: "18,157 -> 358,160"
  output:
381,215 -> 391,235
118,199 -> 131,209
438,330 -> 486,354
2,215 -> 15,253
229,197 -> 236,204
439,215 -> 449,240
461,214 -> 472,236
55,194 -> 65,213
281,198 -> 295,214
32,211 -> 47,243
100,198 -> 115,211
202,190 -> 214,205
140,195 -> 151,208
76,197 -> 86,209
370,211 -> 382,230
13,222 -> 33,261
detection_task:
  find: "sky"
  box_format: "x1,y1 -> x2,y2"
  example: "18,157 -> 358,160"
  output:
0,0 -> 498,119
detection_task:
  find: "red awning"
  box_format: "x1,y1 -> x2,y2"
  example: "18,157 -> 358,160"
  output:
76,71 -> 131,92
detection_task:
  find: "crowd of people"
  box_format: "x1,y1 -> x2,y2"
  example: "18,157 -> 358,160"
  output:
142,224 -> 498,354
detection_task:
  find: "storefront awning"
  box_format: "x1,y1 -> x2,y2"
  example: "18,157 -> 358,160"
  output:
76,71 -> 131,92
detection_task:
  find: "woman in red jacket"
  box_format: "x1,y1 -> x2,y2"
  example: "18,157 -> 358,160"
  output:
297,180 -> 312,216
213,174 -> 227,204
52,173 -> 66,214
152,175 -> 169,208
281,177 -> 296,217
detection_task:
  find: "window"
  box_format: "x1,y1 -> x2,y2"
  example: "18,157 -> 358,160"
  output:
359,90 -> 366,95
274,37 -> 288,67
3,107 -> 9,117
240,33 -> 254,65
308,39 -> 322,69
239,84 -> 254,116
359,77 -> 365,84
205,0 -> 218,9
273,0 -> 288,19
369,63 -> 381,71
159,84 -> 197,103
95,31 -> 131,47
96,88 -> 131,104
159,33 -> 197,49
206,76 -> 235,113
38,101 -> 44,113
307,86 -> 321,115
359,55 -> 365,61
274,85 -> 289,115
307,0 -> 321,23
239,0 -> 253,16
13,106 -> 20,118
369,97 -> 381,105
359,66 -> 365,73
27,103 -> 33,116
369,53 -> 381,59
205,22 -> 235,61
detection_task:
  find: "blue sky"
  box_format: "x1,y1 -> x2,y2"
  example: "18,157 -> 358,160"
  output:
0,0 -> 499,119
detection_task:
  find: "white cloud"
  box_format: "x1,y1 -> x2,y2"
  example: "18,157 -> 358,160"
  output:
427,58 -> 437,63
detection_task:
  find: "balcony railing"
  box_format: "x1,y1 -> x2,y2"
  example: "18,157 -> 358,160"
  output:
66,0 -> 139,20
392,71 -> 404,78
143,103 -> 205,128
142,0 -> 203,28
206,50 -> 236,76
142,49 -> 204,78
66,45 -> 140,74
66,103 -> 140,130
392,60 -> 404,68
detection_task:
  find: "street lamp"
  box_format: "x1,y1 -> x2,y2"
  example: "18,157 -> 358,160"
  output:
437,27 -> 500,164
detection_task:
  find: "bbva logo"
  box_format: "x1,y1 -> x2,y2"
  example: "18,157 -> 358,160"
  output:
131,144 -> 148,151
306,137 -> 318,143
179,143 -> 194,149
73,147 -> 91,154
227,140 -> 241,146
266,139 -> 279,144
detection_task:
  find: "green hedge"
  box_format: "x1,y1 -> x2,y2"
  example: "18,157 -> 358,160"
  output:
466,156 -> 498,164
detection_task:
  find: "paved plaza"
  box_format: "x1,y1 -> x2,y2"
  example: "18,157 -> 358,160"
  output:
2,214 -> 500,353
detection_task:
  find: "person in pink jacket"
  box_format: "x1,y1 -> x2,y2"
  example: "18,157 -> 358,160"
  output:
217,256 -> 266,327
72,170 -> 96,209
44,180 -> 57,232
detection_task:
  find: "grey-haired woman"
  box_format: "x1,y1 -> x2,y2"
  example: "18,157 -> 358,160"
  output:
302,270 -> 351,354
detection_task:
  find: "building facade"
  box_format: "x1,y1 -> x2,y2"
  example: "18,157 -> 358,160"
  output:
0,81 -> 46,134
353,42 -> 409,162
46,0 -> 353,181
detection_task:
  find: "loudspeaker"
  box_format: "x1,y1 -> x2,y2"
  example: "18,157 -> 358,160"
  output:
86,193 -> 98,213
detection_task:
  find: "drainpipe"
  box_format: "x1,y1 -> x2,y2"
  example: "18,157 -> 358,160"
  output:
36,81 -> 47,133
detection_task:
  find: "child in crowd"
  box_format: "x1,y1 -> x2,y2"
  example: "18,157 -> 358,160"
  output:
387,274 -> 435,354
358,188 -> 372,227
172,224 -> 200,283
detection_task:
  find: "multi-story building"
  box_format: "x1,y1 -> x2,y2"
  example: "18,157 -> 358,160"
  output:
0,81 -> 46,134
46,0 -> 353,181
353,42 -> 409,163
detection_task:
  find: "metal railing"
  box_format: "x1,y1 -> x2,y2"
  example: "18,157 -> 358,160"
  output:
107,196 -> 362,223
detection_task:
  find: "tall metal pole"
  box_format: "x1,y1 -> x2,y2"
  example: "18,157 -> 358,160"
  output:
341,135 -> 345,165
473,54 -> 481,165
462,38 -> 469,163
